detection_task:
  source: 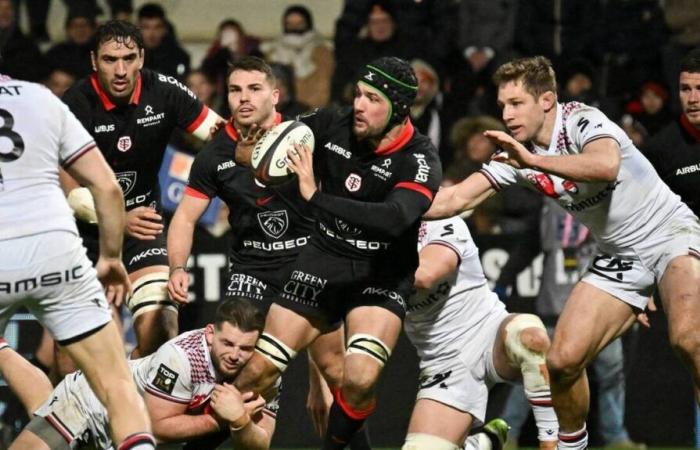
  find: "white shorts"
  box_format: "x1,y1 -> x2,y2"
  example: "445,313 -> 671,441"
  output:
415,306 -> 509,428
582,213 -> 700,310
32,370 -> 111,449
0,232 -> 112,343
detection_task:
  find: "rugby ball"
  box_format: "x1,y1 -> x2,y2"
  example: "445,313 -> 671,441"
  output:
251,120 -> 315,185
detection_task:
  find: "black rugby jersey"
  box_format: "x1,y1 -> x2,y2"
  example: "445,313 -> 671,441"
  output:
185,116 -> 315,268
299,106 -> 442,263
62,69 -> 208,211
643,114 -> 700,217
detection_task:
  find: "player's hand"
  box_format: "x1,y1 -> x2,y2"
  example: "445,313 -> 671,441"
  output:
241,391 -> 266,416
95,257 -> 132,306
235,123 -> 268,167
210,383 -> 248,424
484,130 -> 536,169
636,295 -> 657,328
286,143 -> 317,200
208,118 -> 226,139
167,268 -> 190,304
306,375 -> 333,437
126,207 -> 163,240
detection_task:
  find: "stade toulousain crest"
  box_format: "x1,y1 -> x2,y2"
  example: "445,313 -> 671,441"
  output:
117,136 -> 132,152
257,210 -> 288,239
116,171 -> 137,196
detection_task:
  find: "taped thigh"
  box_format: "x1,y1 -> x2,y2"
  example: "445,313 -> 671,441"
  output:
127,272 -> 177,319
255,332 -> 298,373
346,333 -> 391,367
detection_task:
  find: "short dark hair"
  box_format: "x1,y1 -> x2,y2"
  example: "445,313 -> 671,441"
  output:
214,298 -> 265,334
93,20 -> 144,53
680,48 -> 700,74
226,56 -> 276,86
138,3 -> 166,21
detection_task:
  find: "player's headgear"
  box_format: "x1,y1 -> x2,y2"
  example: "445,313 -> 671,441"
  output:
357,56 -> 418,130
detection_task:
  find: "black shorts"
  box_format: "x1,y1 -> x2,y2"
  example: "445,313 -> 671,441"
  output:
275,242 -> 412,325
224,261 -> 292,314
79,222 -> 168,273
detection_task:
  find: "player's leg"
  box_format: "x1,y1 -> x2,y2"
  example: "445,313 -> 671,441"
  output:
127,265 -> 178,358
546,281 -> 637,450
0,340 -> 53,416
309,325 -> 345,389
8,430 -> 52,450
60,321 -> 154,448
658,254 -> 700,401
234,303 -> 323,396
492,314 -> 557,449
403,399 -> 474,450
324,306 -> 402,449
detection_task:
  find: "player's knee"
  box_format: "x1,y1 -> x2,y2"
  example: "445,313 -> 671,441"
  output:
402,433 -> 460,450
128,272 -> 177,320
546,346 -> 586,383
668,325 -> 700,364
313,351 -> 344,388
342,363 -> 379,398
505,315 -> 550,392
520,327 -> 550,354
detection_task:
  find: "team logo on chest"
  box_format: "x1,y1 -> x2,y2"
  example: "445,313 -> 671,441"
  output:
257,210 -> 288,239
117,136 -> 132,152
115,171 -> 137,196
335,218 -> 361,236
345,173 -> 362,192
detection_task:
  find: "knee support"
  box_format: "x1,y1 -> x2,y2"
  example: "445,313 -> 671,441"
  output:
255,333 -> 297,373
346,334 -> 391,367
505,314 -> 549,393
127,273 -> 177,319
402,433 -> 460,450
66,187 -> 98,224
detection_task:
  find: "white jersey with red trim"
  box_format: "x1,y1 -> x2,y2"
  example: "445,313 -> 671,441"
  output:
480,102 -> 693,250
404,217 -> 506,364
0,75 -> 94,240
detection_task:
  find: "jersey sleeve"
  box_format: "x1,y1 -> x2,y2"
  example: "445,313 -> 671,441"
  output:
54,92 -> 97,168
185,141 -> 220,199
567,106 -> 621,150
393,145 -> 442,201
479,160 -> 521,191
159,73 -> 209,133
143,343 -> 193,404
423,217 -> 473,260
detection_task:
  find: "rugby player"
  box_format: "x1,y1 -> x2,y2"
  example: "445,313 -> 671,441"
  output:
0,299 -> 276,450
60,20 -> 223,357
0,74 -> 154,448
426,55 -> 700,450
234,56 -> 442,449
167,56 -> 370,448
403,217 -> 557,450
644,48 -> 700,218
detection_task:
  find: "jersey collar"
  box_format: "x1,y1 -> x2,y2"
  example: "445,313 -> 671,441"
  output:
374,119 -> 414,156
89,72 -> 143,111
680,113 -> 700,143
225,112 -> 283,142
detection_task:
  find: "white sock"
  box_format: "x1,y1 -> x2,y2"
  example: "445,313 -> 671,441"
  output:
465,433 -> 493,450
526,388 -> 559,442
558,425 -> 588,450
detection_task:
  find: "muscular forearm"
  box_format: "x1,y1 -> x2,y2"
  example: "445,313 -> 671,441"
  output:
153,413 -> 220,442
230,419 -> 272,450
167,213 -> 196,269
90,180 -> 126,259
529,151 -> 619,183
424,174 -> 494,220
309,189 -> 430,238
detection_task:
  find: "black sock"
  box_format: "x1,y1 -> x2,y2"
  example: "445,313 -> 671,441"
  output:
323,401 -> 371,450
349,424 -> 372,450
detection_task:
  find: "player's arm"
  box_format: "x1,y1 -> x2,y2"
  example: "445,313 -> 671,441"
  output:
210,383 -> 275,450
144,393 -> 221,442
167,191 -> 211,303
424,172 -> 496,219
188,107 -> 225,142
485,130 -> 621,183
414,243 -> 459,290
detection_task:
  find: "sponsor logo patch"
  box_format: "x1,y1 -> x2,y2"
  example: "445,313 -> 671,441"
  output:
152,364 -> 178,394
257,210 -> 288,239
115,171 -> 137,196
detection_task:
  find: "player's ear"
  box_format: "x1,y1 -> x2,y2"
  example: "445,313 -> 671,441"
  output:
90,51 -> 97,72
539,90 -> 557,112
271,87 -> 280,107
138,48 -> 145,70
205,324 -> 215,345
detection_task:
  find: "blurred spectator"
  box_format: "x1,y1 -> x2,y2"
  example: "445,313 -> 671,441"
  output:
500,198 -> 644,450
186,69 -> 218,111
624,81 -> 673,138
42,67 -> 76,97
111,2 -> 133,22
444,115 -> 503,183
201,19 -> 261,116
514,0 -> 601,72
45,5 -> 98,79
410,59 -> 447,163
559,58 -> 621,120
13,0 -> 50,42
0,0 -> 45,81
261,5 -> 333,108
600,0 -> 667,101
270,63 -> 310,118
332,0 -> 429,104
138,2 -> 189,79
661,0 -> 700,113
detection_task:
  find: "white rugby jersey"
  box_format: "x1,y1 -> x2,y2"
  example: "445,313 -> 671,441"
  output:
0,75 -> 95,240
405,217 -> 505,363
480,102 -> 693,250
132,328 -> 279,416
